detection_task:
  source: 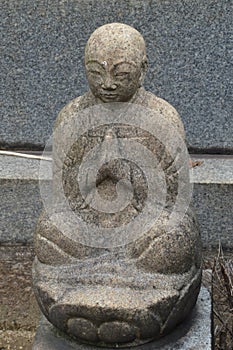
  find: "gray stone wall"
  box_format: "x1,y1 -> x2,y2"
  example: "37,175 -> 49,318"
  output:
1,0 -> 232,152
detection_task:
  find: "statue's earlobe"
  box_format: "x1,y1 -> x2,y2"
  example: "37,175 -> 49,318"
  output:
139,55 -> 148,86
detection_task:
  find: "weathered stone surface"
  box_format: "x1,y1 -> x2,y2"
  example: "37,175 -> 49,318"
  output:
1,0 -> 232,151
32,23 -> 202,347
33,287 -> 211,349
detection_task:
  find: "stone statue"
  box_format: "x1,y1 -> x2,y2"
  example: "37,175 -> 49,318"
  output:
33,23 -> 202,347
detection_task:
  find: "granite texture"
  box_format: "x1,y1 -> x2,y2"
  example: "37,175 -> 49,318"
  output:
0,179 -> 42,243
0,155 -> 48,243
0,155 -> 49,180
190,156 -> 233,184
1,0 -> 232,151
194,183 -> 233,249
33,286 -> 211,350
191,157 -> 233,249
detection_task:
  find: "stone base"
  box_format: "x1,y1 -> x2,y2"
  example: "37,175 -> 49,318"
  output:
33,287 -> 211,350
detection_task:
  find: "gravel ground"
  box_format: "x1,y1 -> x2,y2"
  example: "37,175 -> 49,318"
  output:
0,245 -> 232,349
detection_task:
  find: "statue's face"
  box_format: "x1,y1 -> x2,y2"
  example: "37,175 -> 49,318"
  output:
86,56 -> 143,103
85,23 -> 147,103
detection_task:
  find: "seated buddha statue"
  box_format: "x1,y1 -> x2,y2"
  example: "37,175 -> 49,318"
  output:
33,23 -> 202,347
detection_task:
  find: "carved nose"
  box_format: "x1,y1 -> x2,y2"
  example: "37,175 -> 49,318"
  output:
102,76 -> 117,90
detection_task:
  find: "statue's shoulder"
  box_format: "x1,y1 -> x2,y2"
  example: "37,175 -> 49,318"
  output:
55,89 -> 96,128
54,95 -> 82,129
142,89 -> 185,139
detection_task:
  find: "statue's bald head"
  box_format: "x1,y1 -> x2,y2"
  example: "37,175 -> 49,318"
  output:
85,23 -> 147,68
85,23 -> 148,102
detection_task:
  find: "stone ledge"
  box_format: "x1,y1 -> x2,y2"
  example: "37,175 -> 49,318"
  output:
190,155 -> 233,184
0,154 -> 232,248
1,154 -> 232,183
0,154 -> 51,180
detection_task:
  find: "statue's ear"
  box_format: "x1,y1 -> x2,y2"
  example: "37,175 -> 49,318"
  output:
139,55 -> 148,86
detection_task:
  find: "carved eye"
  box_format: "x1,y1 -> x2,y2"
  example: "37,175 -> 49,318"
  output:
89,71 -> 101,76
115,72 -> 129,78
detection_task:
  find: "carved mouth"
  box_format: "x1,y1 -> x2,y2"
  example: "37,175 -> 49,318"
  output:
101,93 -> 118,99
